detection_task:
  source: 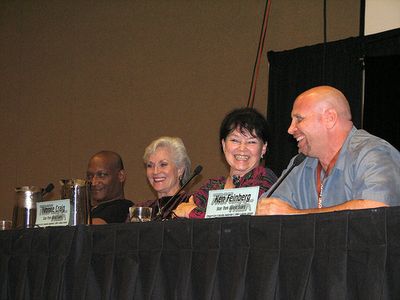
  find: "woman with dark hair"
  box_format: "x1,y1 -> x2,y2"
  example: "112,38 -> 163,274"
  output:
174,107 -> 277,218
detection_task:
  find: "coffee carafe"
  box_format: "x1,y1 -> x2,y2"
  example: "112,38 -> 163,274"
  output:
60,179 -> 91,225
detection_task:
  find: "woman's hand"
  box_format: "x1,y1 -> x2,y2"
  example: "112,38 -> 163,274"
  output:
173,196 -> 197,218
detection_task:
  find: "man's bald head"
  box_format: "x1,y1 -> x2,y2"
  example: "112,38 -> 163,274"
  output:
88,151 -> 124,171
295,86 -> 352,121
288,86 -> 354,164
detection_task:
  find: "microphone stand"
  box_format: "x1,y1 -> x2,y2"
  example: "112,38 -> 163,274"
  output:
153,165 -> 203,221
265,153 -> 306,197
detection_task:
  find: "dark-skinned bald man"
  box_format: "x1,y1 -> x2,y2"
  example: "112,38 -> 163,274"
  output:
86,151 -> 133,224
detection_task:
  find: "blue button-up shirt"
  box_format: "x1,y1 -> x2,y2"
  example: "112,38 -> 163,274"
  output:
263,127 -> 400,209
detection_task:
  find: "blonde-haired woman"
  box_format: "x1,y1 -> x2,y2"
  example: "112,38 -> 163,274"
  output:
140,136 -> 191,219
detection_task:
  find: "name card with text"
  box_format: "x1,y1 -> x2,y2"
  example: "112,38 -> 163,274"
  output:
36,199 -> 70,227
205,186 -> 260,218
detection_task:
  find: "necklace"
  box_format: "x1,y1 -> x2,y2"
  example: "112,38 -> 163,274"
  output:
316,150 -> 341,208
232,175 -> 240,188
156,196 -> 170,213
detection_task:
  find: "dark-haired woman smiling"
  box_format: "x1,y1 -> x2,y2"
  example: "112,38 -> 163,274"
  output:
174,107 -> 277,218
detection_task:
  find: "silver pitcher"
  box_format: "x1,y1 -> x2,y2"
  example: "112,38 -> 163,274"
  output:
13,186 -> 42,229
60,179 -> 91,225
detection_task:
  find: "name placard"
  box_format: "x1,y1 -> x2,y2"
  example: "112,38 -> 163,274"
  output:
36,199 -> 70,227
205,186 -> 260,218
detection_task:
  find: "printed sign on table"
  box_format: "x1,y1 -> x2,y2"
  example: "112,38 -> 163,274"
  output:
36,199 -> 70,227
205,186 -> 260,218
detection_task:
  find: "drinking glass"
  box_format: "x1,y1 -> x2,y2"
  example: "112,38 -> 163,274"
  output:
0,220 -> 12,230
129,207 -> 152,222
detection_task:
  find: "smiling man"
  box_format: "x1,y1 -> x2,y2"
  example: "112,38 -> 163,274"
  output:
86,151 -> 132,224
257,85 -> 400,215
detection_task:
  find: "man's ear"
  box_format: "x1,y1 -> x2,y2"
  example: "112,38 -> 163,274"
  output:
324,108 -> 338,129
118,169 -> 127,183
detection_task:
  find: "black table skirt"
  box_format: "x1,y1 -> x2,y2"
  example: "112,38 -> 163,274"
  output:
1,207 -> 400,300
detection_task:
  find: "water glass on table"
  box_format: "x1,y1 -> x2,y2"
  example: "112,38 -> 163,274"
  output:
0,220 -> 12,230
129,207 -> 152,222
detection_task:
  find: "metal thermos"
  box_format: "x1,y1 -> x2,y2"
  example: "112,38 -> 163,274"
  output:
13,186 -> 42,229
60,179 -> 91,225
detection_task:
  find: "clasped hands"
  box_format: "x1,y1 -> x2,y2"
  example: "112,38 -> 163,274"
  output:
173,196 -> 197,218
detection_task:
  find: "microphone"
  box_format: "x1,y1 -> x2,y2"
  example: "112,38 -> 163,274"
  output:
154,165 -> 203,220
41,183 -> 55,198
264,153 -> 306,197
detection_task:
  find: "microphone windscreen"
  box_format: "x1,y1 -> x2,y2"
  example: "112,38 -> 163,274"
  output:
193,165 -> 203,175
44,183 -> 55,193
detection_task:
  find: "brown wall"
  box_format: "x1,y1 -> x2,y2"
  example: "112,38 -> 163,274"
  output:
0,0 -> 360,220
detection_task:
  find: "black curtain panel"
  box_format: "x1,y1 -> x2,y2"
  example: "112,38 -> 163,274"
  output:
266,38 -> 363,175
1,208 -> 400,299
266,28 -> 400,176
362,29 -> 400,151
363,28 -> 400,57
363,55 -> 400,151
